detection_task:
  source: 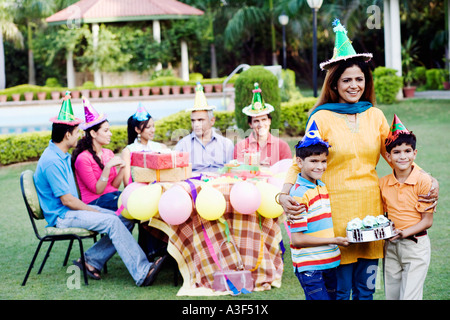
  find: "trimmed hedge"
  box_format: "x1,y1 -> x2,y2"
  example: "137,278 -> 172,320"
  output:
279,97 -> 317,136
234,66 -> 281,131
0,97 -> 316,166
373,67 -> 403,105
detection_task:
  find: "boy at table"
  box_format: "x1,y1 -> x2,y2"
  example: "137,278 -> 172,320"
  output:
286,120 -> 349,300
175,83 -> 234,172
33,92 -> 166,286
233,83 -> 292,166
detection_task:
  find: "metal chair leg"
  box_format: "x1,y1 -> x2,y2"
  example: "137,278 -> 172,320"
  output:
63,239 -> 74,266
77,238 -> 89,285
38,240 -> 55,274
22,240 -> 44,286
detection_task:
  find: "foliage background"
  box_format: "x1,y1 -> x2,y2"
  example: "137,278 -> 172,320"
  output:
1,0 -> 447,89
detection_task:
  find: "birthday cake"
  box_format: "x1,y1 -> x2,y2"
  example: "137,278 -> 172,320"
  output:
346,215 -> 395,243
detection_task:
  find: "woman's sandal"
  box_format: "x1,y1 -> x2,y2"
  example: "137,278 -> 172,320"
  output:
73,259 -> 101,280
142,255 -> 168,287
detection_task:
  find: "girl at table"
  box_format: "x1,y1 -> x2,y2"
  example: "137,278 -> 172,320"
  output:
72,97 -> 126,211
121,103 -> 167,187
121,103 -> 168,260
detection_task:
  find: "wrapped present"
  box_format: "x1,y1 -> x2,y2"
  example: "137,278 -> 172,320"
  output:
131,150 -> 189,170
132,164 -> 192,182
244,152 -> 260,166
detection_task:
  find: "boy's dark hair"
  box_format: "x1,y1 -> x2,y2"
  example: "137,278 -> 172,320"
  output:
51,123 -> 79,143
247,113 -> 272,124
385,133 -> 417,153
296,143 -> 329,159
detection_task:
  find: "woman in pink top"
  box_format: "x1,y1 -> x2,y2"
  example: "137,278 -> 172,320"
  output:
72,99 -> 125,211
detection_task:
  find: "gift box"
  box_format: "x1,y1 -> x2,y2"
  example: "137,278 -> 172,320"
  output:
132,164 -> 192,182
131,151 -> 189,170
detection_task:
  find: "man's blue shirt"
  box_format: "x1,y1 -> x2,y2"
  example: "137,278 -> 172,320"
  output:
34,141 -> 79,227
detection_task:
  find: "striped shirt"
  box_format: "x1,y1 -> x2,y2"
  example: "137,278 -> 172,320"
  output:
288,175 -> 341,272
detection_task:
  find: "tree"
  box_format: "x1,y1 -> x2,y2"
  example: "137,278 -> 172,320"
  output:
0,0 -> 24,89
14,0 -> 54,85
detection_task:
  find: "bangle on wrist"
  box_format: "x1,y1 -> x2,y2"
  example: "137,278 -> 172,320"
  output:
275,192 -> 289,205
100,176 -> 108,182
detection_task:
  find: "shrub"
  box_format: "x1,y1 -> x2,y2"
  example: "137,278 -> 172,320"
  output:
413,66 -> 426,86
425,68 -> 446,90
189,73 -> 204,81
82,81 -> 96,89
0,96 -> 313,165
142,76 -> 185,87
279,97 -> 317,136
0,132 -> 50,165
234,66 -> 281,131
280,69 -> 303,102
373,67 -> 403,104
45,78 -> 62,88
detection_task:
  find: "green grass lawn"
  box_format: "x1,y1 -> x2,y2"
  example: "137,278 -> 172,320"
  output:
0,98 -> 448,301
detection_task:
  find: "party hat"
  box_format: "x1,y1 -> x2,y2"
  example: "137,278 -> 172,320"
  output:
132,102 -> 151,121
79,96 -> 107,130
50,91 -> 82,125
295,120 -> 330,149
385,114 -> 412,147
320,19 -> 372,70
242,83 -> 274,116
186,83 -> 216,112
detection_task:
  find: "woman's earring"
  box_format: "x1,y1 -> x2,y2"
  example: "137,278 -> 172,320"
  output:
137,133 -> 141,143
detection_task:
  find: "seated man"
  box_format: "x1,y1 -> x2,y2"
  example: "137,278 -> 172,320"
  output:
33,92 -> 165,286
175,84 -> 234,172
234,83 -> 292,166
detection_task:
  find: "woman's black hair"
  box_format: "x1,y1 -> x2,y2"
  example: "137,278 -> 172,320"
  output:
71,120 -> 108,172
127,115 -> 151,145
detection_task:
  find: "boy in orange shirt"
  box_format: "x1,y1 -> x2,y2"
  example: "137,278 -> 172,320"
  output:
379,114 -> 433,300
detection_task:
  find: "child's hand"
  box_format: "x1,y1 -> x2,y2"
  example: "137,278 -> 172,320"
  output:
389,229 -> 403,241
335,237 -> 350,247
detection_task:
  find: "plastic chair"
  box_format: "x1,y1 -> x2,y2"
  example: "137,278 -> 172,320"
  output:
20,170 -> 99,286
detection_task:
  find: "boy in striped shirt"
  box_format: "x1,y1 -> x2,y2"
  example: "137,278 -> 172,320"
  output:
288,121 -> 349,300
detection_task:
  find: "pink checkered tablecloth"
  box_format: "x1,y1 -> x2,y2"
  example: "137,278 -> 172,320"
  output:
147,180 -> 284,296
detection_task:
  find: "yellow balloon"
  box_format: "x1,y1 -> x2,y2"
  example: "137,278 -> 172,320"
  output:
256,182 -> 284,218
127,184 -> 162,220
117,194 -> 134,220
196,186 -> 226,220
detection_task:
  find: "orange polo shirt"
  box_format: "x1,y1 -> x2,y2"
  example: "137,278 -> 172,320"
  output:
379,165 -> 433,230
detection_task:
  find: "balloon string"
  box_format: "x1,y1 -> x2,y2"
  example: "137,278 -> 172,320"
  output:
218,217 -> 231,243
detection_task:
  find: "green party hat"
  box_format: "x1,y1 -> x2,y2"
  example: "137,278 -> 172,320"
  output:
50,91 -> 82,125
242,83 -> 274,116
320,19 -> 372,70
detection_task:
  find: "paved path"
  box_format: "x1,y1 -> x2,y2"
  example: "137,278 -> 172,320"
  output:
413,90 -> 450,99
0,92 -> 232,135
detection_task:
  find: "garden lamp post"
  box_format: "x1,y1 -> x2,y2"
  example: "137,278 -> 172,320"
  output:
307,0 -> 323,97
278,12 -> 289,70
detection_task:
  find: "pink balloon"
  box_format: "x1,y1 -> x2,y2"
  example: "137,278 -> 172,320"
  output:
268,176 -> 284,190
158,186 -> 193,225
270,159 -> 293,175
230,181 -> 261,215
122,182 -> 146,209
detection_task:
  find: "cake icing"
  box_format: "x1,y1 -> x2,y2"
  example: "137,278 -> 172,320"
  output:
346,215 -> 395,242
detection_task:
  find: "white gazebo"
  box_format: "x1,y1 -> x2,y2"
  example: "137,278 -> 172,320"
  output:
46,0 -> 204,87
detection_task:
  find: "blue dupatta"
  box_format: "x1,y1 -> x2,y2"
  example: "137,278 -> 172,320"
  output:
305,101 -> 372,128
